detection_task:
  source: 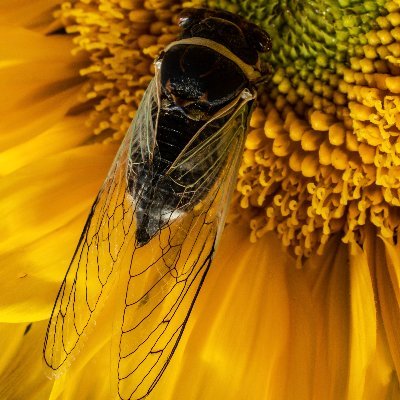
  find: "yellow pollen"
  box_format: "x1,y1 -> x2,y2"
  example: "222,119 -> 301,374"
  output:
59,0 -> 400,257
58,0 -> 188,141
233,0 -> 400,258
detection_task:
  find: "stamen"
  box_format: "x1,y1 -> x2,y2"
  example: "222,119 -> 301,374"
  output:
58,0 -> 189,141
227,0 -> 400,257
59,0 -> 400,257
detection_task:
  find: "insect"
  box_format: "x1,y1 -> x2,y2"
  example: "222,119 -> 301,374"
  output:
43,7 -> 271,399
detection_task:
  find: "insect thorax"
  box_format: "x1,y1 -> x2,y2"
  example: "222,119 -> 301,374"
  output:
130,8 -> 270,246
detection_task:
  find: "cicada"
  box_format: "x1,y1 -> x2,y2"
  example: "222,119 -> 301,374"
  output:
43,7 -> 271,399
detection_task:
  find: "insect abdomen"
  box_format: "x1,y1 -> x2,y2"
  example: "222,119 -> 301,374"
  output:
132,33 -> 251,247
133,110 -> 220,247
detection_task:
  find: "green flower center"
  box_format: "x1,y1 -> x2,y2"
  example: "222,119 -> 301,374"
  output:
61,0 -> 400,258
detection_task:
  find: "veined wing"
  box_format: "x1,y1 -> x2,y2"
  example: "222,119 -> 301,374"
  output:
43,71 -> 254,398
115,92 -> 254,400
43,79 -> 159,374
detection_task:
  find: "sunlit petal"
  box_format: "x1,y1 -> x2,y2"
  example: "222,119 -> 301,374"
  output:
0,142 -> 118,322
0,322 -> 52,399
1,0 -> 400,399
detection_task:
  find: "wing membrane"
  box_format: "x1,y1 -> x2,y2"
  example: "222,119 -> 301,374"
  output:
116,99 -> 252,400
43,79 -> 159,373
43,137 -> 134,372
44,73 -> 253,400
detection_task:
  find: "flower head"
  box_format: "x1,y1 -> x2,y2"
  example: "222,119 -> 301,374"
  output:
1,0 -> 400,399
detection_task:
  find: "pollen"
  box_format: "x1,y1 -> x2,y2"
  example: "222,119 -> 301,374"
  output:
58,0 -> 193,141
59,0 -> 400,257
216,0 -> 400,257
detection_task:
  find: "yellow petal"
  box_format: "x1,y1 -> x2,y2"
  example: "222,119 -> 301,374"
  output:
304,236 -> 351,400
363,316 -> 400,400
376,235 -> 400,382
0,0 -> 61,32
0,142 -> 118,322
0,323 -> 25,374
25,225 -> 399,399
348,241 -> 376,399
304,234 -> 398,399
154,224 -> 314,400
0,321 -> 52,399
47,224 -> 317,400
0,114 -> 92,175
362,231 -> 400,399
0,25 -> 84,154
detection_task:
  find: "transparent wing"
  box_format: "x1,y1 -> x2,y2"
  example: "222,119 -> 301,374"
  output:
43,79 -> 159,374
43,70 -> 254,399
115,96 -> 253,400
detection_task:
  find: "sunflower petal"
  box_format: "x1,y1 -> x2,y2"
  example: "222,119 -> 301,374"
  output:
0,321 -> 52,399
348,241 -> 376,398
304,236 -> 350,399
0,143 -> 118,322
0,114 -> 92,175
377,236 -> 400,382
0,0 -> 61,32
45,225 -> 317,400
363,316 -> 400,400
153,225 -> 314,400
0,25 -> 84,154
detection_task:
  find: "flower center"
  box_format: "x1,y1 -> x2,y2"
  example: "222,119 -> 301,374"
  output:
59,0 -> 188,141
61,0 -> 400,258
213,0 -> 399,258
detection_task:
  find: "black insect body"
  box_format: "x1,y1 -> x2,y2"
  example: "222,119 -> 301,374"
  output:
132,12 -> 269,247
44,8 -> 271,400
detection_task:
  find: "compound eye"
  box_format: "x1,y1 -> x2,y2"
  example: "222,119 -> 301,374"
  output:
247,25 -> 272,53
178,8 -> 205,29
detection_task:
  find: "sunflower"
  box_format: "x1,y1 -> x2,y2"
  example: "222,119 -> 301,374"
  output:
1,0 -> 400,399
